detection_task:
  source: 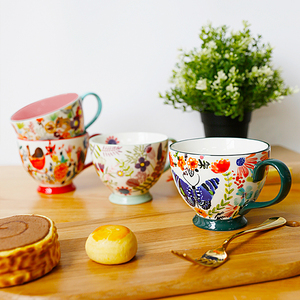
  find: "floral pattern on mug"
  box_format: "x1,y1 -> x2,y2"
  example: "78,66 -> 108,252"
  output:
91,142 -> 168,196
105,136 -> 120,144
170,150 -> 270,220
18,135 -> 88,186
12,101 -> 85,140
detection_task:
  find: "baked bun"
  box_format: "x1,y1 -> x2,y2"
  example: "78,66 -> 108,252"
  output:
0,214 -> 61,287
85,225 -> 137,264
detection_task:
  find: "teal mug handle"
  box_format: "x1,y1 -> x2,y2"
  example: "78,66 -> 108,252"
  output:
81,92 -> 102,130
163,138 -> 177,173
239,159 -> 292,215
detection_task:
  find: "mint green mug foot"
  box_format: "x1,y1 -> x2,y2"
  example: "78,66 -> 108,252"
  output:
109,192 -> 153,205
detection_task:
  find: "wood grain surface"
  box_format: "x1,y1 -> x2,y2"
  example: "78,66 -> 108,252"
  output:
1,209 -> 300,299
0,145 -> 300,299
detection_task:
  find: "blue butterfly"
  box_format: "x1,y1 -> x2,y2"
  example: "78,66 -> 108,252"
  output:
172,170 -> 220,210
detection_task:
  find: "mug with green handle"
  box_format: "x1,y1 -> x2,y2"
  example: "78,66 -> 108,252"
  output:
169,137 -> 292,231
11,92 -> 102,140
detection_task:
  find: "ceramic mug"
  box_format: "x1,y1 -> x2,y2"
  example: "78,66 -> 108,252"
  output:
11,93 -> 102,140
17,132 -> 93,194
169,137 -> 292,231
90,132 -> 173,205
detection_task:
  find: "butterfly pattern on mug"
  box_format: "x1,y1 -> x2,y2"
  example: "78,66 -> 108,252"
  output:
169,151 -> 270,220
170,153 -> 220,210
172,170 -> 220,210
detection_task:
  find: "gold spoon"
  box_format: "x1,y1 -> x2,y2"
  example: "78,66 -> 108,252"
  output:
171,216 -> 287,268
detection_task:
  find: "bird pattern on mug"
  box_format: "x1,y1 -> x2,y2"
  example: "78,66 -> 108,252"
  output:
18,136 -> 88,186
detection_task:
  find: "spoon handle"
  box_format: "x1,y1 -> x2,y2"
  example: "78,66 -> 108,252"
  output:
221,217 -> 286,250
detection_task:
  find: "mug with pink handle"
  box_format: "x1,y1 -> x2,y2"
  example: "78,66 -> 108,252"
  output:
17,132 -> 93,194
11,92 -> 102,140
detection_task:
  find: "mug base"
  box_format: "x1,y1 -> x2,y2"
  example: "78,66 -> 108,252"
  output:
37,183 -> 76,195
109,192 -> 152,205
193,214 -> 248,231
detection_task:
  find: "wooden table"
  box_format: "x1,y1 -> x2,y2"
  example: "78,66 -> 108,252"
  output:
1,156 -> 300,299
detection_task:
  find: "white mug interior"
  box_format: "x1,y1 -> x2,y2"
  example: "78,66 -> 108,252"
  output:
90,132 -> 169,145
170,137 -> 270,156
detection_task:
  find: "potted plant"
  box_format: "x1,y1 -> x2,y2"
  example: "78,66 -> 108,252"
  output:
159,21 -> 297,137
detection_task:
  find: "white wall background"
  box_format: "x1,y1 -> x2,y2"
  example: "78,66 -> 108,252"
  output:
1,0 -> 300,166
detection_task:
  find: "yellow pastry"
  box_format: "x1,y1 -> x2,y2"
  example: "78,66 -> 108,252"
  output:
85,225 -> 138,264
0,214 -> 61,287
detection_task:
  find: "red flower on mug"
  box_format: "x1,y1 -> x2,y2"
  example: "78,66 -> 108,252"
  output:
211,159 -> 230,174
166,174 -> 174,182
45,141 -> 56,157
36,118 -> 44,123
236,154 -> 257,178
187,157 -> 198,171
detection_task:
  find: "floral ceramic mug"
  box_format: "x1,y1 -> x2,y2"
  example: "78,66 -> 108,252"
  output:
90,132 -> 173,205
169,137 -> 291,231
11,93 -> 102,140
17,132 -> 92,194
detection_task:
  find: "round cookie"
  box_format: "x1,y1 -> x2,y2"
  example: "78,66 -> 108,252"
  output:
0,214 -> 61,287
85,225 -> 137,264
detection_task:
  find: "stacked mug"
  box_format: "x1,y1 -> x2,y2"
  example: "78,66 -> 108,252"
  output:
10,93 -> 102,194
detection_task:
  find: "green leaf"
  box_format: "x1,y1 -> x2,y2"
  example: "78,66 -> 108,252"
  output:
158,21 -> 296,120
16,122 -> 24,129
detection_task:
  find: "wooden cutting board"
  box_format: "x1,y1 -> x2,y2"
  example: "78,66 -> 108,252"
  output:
1,208 -> 300,299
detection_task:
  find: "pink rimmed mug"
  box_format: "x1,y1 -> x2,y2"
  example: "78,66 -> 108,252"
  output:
11,93 -> 102,140
17,132 -> 94,194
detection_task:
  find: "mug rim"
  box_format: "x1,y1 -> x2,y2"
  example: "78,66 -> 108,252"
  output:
170,137 -> 270,156
17,131 -> 89,143
10,93 -> 80,122
89,131 -> 169,146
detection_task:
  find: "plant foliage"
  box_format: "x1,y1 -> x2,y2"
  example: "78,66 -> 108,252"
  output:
159,21 -> 297,120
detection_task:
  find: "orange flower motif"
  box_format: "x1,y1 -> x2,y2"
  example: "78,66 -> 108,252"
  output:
187,157 -> 198,171
18,134 -> 28,140
54,163 -> 68,182
65,145 -> 73,159
194,207 -> 208,218
177,156 -> 186,171
169,153 -> 174,167
260,151 -> 269,161
61,131 -> 71,139
211,159 -> 230,174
